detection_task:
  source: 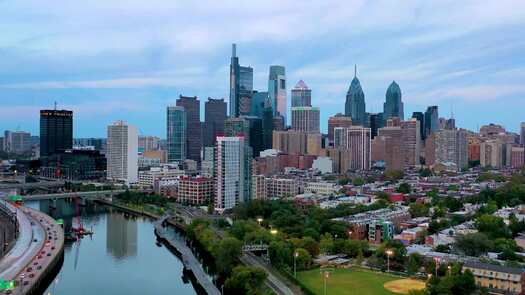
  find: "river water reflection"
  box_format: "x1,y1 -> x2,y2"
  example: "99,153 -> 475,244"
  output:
26,199 -> 198,295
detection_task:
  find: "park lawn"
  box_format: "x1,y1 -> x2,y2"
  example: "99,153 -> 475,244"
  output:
297,267 -> 401,295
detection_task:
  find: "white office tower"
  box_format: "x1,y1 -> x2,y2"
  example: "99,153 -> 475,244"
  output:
215,136 -> 245,212
107,121 -> 138,185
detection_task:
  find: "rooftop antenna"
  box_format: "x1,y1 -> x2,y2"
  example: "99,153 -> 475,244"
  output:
54,101 -> 57,110
354,64 -> 357,78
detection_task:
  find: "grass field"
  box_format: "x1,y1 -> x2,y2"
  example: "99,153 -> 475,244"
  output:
297,268 -> 425,295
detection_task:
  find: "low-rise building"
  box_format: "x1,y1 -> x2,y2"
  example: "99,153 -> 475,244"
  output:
463,261 -> 525,295
138,166 -> 185,187
177,176 -> 214,205
304,181 -> 339,196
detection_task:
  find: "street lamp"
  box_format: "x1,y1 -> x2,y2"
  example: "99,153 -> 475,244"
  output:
270,227 -> 278,235
294,252 -> 299,278
385,249 -> 393,273
257,217 -> 263,226
323,271 -> 330,295
348,230 -> 353,239
434,257 -> 440,277
447,265 -> 451,276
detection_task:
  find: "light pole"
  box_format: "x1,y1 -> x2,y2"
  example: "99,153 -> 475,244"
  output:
257,217 -> 263,226
385,249 -> 393,273
294,251 -> 299,278
447,265 -> 451,276
323,271 -> 330,295
434,258 -> 440,277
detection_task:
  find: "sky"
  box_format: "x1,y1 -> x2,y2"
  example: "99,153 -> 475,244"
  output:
1,0 -> 525,138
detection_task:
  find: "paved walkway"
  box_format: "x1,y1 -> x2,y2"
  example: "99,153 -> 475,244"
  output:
155,219 -> 220,295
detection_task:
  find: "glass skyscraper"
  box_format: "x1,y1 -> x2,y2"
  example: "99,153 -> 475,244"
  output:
40,109 -> 73,156
229,43 -> 253,117
268,65 -> 287,123
167,106 -> 186,163
345,67 -> 366,126
250,91 -> 268,118
383,81 -> 404,121
425,106 -> 439,136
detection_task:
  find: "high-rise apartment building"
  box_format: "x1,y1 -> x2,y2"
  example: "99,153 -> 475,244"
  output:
433,129 -> 468,171
400,119 -> 421,167
345,67 -> 366,126
511,147 -> 525,169
376,127 -> 403,171
215,136 -> 246,212
424,106 -> 439,136
167,106 -> 186,163
268,65 -> 287,123
204,98 -> 227,147
291,107 -> 320,133
3,131 -> 31,154
176,95 -> 201,163
480,140 -> 504,168
383,81 -> 404,121
291,80 -> 311,107
107,121 -> 138,184
272,130 -> 320,156
328,114 -> 353,144
334,126 -> 371,170
40,109 -> 73,156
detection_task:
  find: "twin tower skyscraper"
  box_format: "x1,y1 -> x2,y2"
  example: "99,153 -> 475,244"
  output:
344,65 -> 404,126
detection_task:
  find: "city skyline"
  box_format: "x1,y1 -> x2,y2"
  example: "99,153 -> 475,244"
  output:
1,1 -> 525,137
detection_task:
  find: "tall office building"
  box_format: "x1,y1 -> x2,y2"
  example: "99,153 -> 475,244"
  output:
412,112 -> 426,140
251,91 -> 269,118
107,121 -> 138,184
377,126 -> 403,171
424,106 -> 439,136
328,114 -> 353,144
345,66 -> 366,126
291,107 -> 320,133
3,131 -> 31,154
383,81 -> 404,121
204,98 -> 227,147
229,44 -> 254,118
262,99 -> 274,150
272,130 -> 320,156
521,122 -> 525,146
176,95 -> 201,162
268,65 -> 287,123
215,136 -> 246,212
401,119 -> 421,167
334,126 -> 371,170
433,129 -> 468,170
40,109 -> 73,156
225,117 -> 262,157
167,106 -> 186,163
291,80 -> 311,107
368,113 -> 384,139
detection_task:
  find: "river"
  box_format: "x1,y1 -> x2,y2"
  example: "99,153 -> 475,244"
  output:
25,199 -> 199,295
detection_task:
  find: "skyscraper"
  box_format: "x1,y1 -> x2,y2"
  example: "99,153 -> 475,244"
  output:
167,106 -> 186,163
215,136 -> 246,212
204,98 -> 227,147
424,106 -> 439,136
107,121 -> 138,184
383,81 -> 404,121
412,112 -> 426,140
368,113 -> 384,139
334,126 -> 371,170
262,99 -> 274,150
176,95 -> 201,162
400,119 -> 421,167
291,80 -> 311,107
345,66 -> 366,126
229,44 -> 253,118
268,65 -> 287,123
328,114 -> 353,144
434,129 -> 468,171
250,91 -> 268,118
40,109 -> 73,156
291,106 -> 320,133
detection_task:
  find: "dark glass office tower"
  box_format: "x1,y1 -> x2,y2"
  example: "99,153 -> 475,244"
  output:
369,113 -> 384,139
229,43 -> 253,117
40,109 -> 73,156
204,98 -> 227,147
176,95 -> 201,162
412,112 -> 425,140
383,81 -> 404,121
424,106 -> 439,136
345,66 -> 366,126
262,99 -> 273,150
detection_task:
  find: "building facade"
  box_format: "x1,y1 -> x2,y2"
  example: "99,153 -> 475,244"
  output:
383,81 -> 404,121
176,95 -> 201,162
291,80 -> 311,107
215,136 -> 246,212
334,126 -> 371,170
268,65 -> 287,123
345,67 -> 366,126
167,106 -> 186,163
107,121 -> 138,184
40,109 -> 73,156
3,131 -> 31,154
328,114 -> 353,144
204,98 -> 227,147
177,176 -> 214,205
291,107 -> 320,133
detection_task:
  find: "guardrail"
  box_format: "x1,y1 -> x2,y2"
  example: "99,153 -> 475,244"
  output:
0,200 -> 18,259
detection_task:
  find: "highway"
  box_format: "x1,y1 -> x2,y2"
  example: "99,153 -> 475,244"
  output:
240,253 -> 297,295
13,190 -> 126,201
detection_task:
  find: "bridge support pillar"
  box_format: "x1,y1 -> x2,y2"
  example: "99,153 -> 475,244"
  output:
49,198 -> 57,209
80,197 -> 87,206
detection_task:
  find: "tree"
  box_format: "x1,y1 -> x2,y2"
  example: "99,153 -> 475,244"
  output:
455,232 -> 493,256
409,203 -> 430,218
352,177 -> 365,186
407,253 -> 424,274
269,240 -> 293,268
376,240 -> 407,271
385,170 -> 404,181
397,182 -> 412,194
419,168 -> 433,177
212,237 -> 242,275
299,237 -> 320,257
295,248 -> 312,270
224,266 -> 267,295
475,214 -> 511,239
319,233 -> 334,254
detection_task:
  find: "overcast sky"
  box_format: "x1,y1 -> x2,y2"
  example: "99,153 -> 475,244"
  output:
1,0 -> 524,137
